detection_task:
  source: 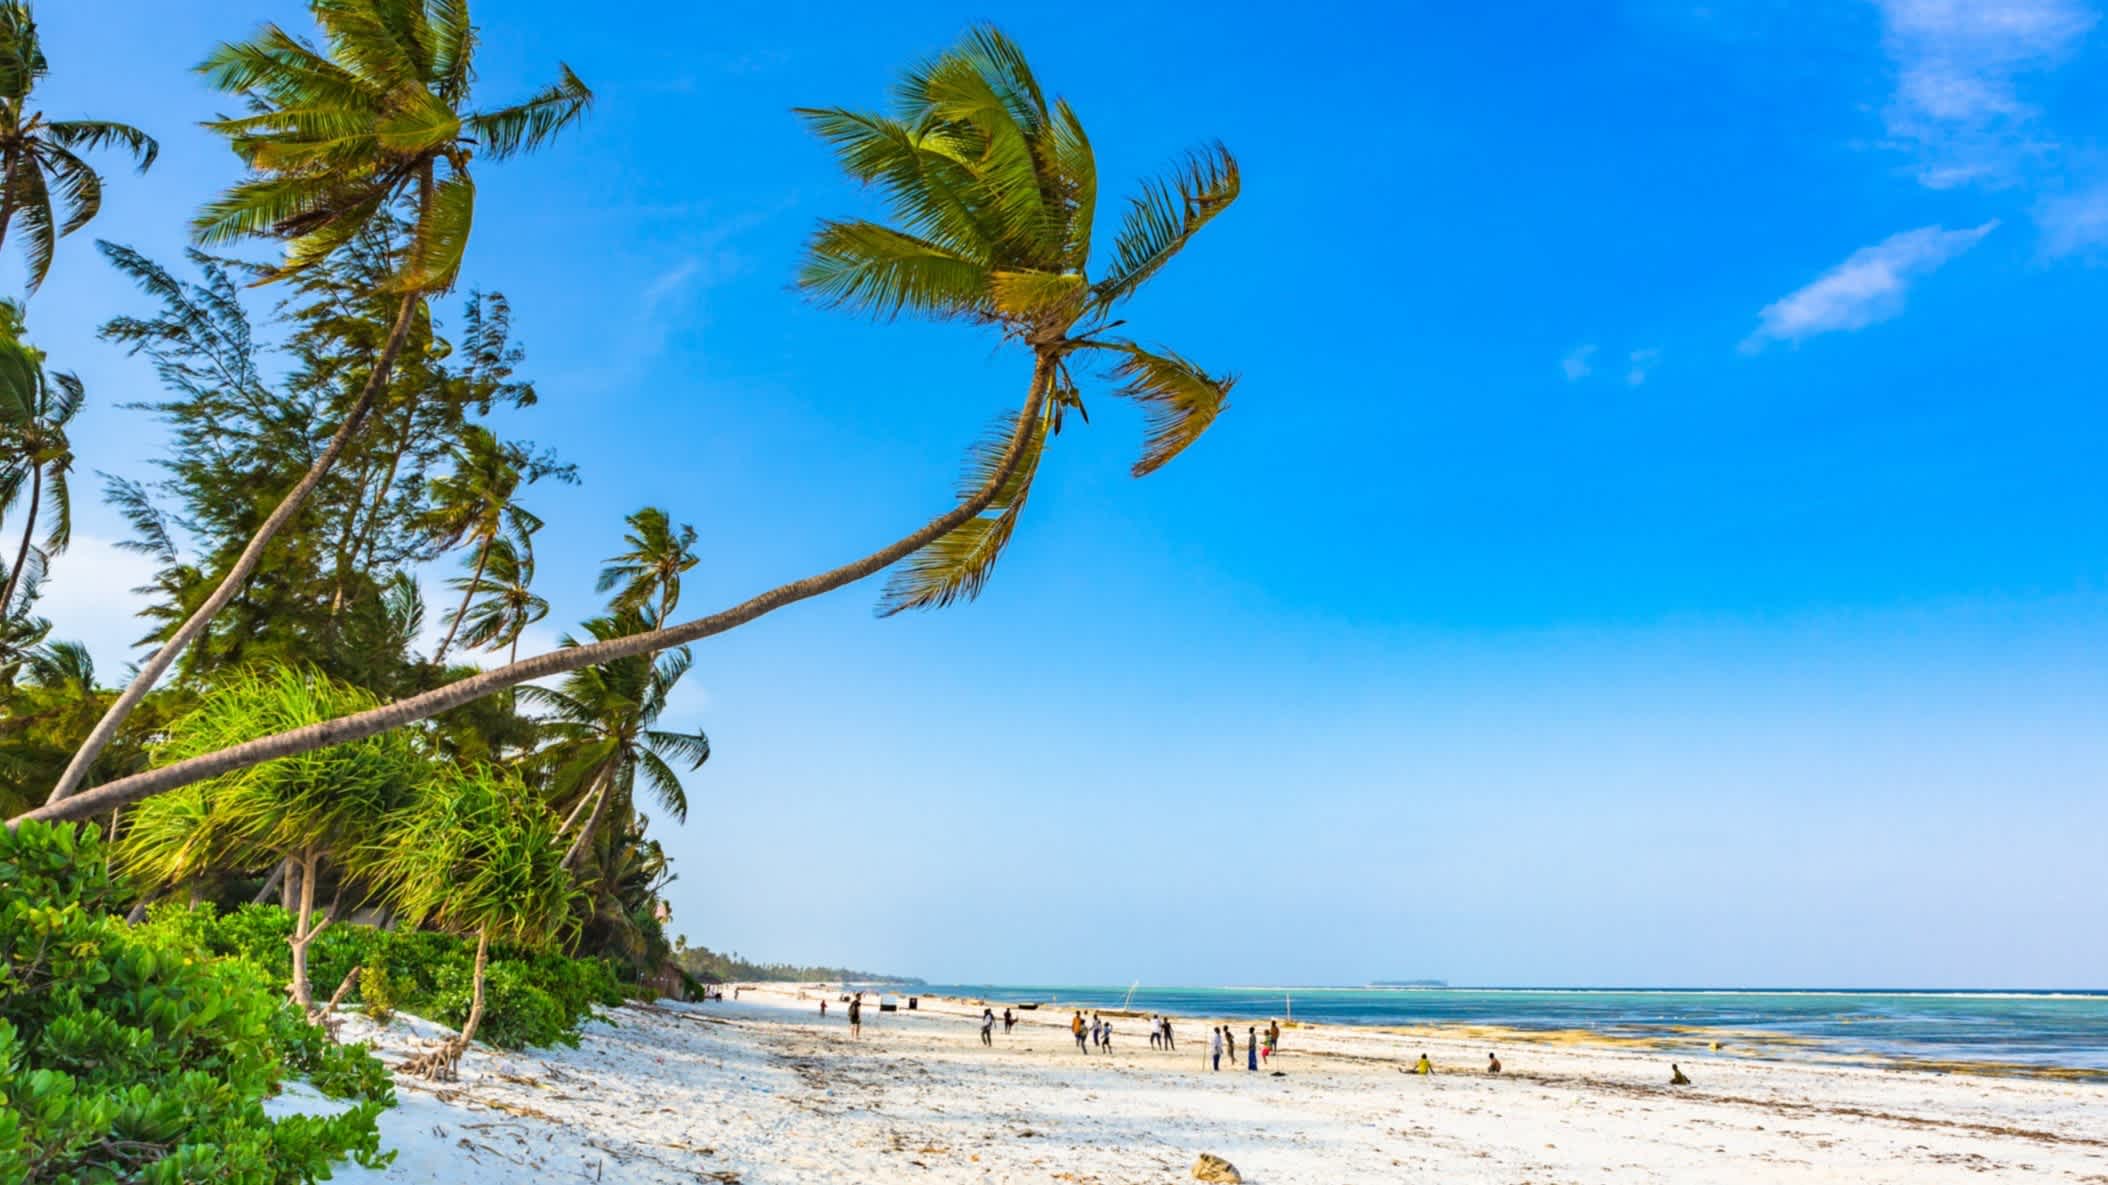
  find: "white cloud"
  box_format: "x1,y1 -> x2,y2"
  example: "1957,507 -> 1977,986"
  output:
1561,344 -> 1598,381
1625,348 -> 1663,387
1741,222 -> 1997,351
1875,0 -> 2096,188
28,536 -> 156,678
2038,183 -> 2108,257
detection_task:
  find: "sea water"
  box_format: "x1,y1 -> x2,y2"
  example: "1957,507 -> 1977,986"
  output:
917,984 -> 2108,1074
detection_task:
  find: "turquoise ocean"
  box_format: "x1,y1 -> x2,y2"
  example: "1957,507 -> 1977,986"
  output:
917,985 -> 2108,1076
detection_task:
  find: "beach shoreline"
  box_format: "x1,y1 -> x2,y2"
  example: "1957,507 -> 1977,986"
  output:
309,980 -> 2108,1184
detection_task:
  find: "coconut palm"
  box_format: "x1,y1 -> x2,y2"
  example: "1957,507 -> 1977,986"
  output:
520,613 -> 709,868
46,0 -> 590,805
595,507 -> 698,625
424,425 -> 542,662
0,2 -> 158,290
447,531 -> 546,664
23,25 -> 1238,826
365,763 -> 576,1077
0,300 -> 78,620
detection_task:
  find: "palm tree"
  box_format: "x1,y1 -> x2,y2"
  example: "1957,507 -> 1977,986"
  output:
23,25 -> 1239,826
0,300 -> 78,620
46,0 -> 590,805
0,2 -> 158,290
113,665 -> 424,1011
425,425 -> 542,662
595,507 -> 699,625
447,532 -> 546,664
367,763 -> 576,1077
520,613 -> 709,869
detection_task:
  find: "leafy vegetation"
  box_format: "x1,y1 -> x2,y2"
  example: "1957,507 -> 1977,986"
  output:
0,6 -> 1236,1178
0,820 -> 392,1184
673,939 -> 924,987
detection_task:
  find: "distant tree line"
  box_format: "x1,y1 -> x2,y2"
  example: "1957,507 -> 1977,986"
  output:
673,937 -> 923,986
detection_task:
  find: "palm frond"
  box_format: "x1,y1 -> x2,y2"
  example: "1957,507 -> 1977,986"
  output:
1091,142 -> 1239,311
1091,341 -> 1235,476
44,120 -> 160,172
799,219 -> 992,320
878,402 -> 1049,615
466,64 -> 594,160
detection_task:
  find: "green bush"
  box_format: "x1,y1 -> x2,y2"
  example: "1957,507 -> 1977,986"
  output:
0,820 -> 392,1184
138,902 -> 623,1050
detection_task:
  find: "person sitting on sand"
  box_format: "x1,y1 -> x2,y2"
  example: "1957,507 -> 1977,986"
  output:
1210,1025 -> 1224,1071
1487,1052 -> 1502,1074
1670,1064 -> 1690,1086
1247,1026 -> 1259,1072
981,1008 -> 995,1047
1072,1011 -> 1087,1053
1414,1052 -> 1433,1075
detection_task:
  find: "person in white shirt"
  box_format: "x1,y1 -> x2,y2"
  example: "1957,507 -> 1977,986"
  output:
1209,1026 -> 1224,1071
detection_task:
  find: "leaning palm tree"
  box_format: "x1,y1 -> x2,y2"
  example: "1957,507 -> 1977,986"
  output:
22,25 -> 1238,826
448,533 -> 546,664
0,300 -> 78,619
45,0 -> 590,806
366,763 -> 577,1079
521,613 -> 709,868
424,425 -> 542,662
595,507 -> 699,625
0,1 -> 158,290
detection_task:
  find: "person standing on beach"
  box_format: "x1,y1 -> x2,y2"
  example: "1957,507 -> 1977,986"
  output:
848,996 -> 862,1039
1224,1026 -> 1237,1064
1150,1016 -> 1162,1050
1209,1026 -> 1224,1071
1269,1020 -> 1281,1054
820,999 -> 828,1018
1163,1017 -> 1176,1051
1247,1027 -> 1259,1072
1003,1008 -> 1015,1034
1103,1020 -> 1114,1051
980,1008 -> 995,1046
1072,1011 -> 1088,1053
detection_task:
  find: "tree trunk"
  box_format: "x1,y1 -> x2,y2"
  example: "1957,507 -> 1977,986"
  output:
562,768 -> 616,871
433,533 -> 492,663
16,360 -> 1057,826
44,292 -> 424,806
253,857 -> 289,905
288,850 -> 320,1010
1,466 -> 41,618
457,928 -> 490,1050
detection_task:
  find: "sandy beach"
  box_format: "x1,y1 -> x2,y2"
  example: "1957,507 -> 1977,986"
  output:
287,982 -> 2108,1184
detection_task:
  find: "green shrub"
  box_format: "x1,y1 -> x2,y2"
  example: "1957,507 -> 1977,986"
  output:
359,963 -> 397,1022
0,820 -> 392,1184
137,902 -> 622,1050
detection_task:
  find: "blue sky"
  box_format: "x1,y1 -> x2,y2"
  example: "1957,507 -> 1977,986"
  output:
19,1 -> 2108,988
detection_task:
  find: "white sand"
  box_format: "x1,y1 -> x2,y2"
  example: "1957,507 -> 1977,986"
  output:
287,983 -> 2108,1184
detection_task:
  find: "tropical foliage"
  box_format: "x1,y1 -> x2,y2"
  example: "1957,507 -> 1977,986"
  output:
0,11 -> 1236,1179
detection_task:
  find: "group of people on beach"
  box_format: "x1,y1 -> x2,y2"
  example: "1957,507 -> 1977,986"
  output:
1206,1020 -> 1282,1071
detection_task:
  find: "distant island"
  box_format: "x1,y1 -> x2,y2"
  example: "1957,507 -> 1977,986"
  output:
674,940 -> 923,986
1370,979 -> 1449,988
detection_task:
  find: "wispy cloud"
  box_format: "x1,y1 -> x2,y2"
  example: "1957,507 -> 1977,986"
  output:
1625,348 -> 1663,387
1875,0 -> 2097,188
1561,344 -> 1598,381
1741,222 -> 1997,351
2038,182 -> 2108,257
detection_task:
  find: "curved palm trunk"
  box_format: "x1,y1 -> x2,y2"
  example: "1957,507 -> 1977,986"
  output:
1,465 -> 41,617
562,769 -> 617,871
15,359 -> 1057,827
433,534 -> 493,663
45,293 -> 423,807
455,928 -> 491,1049
288,848 -> 331,1012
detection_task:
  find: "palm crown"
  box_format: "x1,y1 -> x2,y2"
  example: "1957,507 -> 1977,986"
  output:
797,25 -> 1239,613
0,1 -> 158,290
194,0 -> 591,290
